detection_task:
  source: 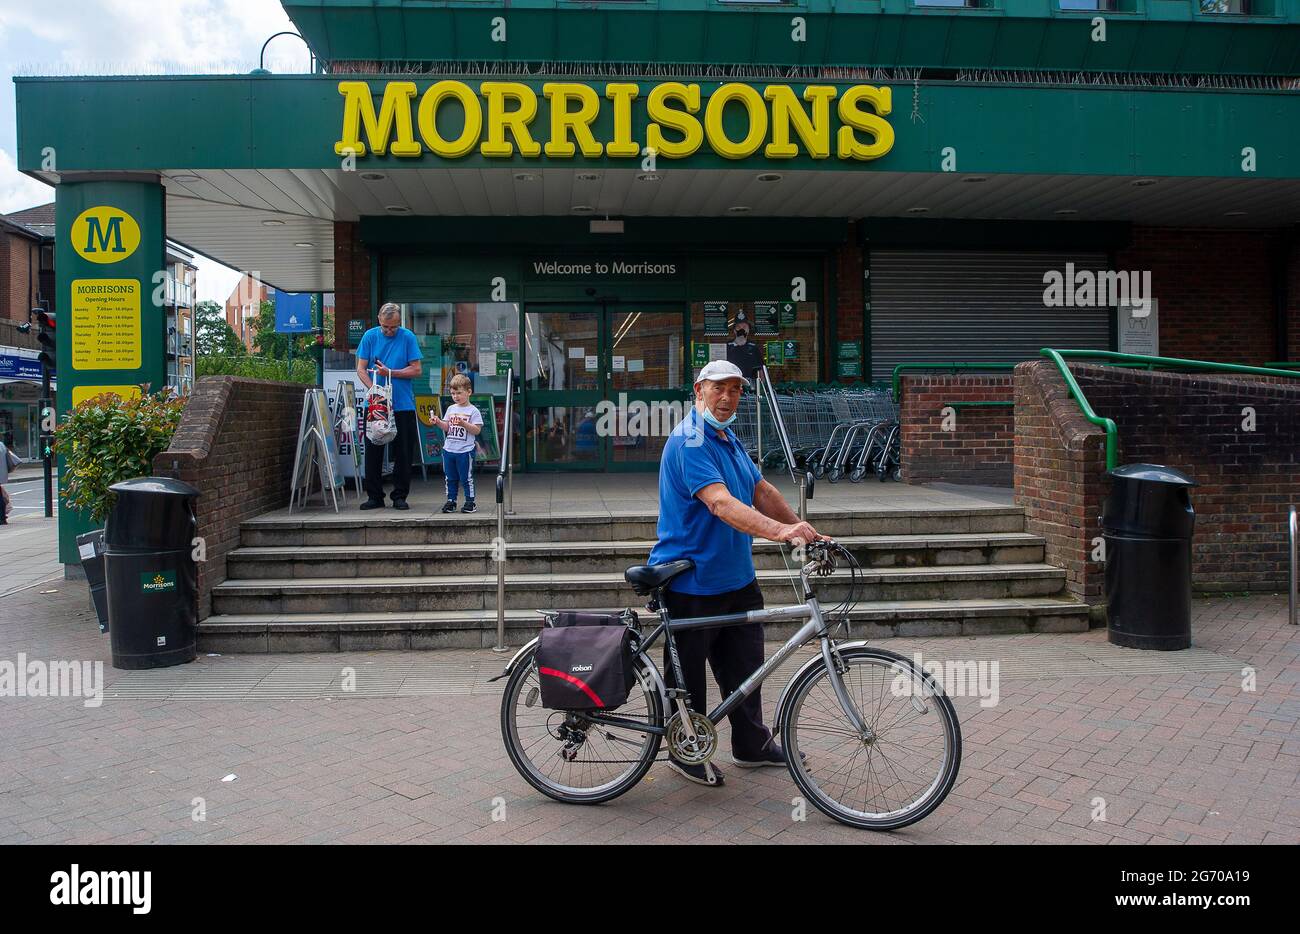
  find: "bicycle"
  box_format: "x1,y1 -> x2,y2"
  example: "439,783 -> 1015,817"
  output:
494,540 -> 962,830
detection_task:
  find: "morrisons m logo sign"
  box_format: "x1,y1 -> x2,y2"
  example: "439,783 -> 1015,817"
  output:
71,206 -> 141,264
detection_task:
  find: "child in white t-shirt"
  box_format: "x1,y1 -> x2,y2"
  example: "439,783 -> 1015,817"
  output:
432,374 -> 484,513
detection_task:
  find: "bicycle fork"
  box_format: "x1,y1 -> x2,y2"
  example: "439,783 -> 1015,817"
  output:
819,637 -> 874,743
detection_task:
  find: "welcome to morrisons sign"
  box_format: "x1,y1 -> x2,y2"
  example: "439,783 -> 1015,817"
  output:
334,80 -> 894,163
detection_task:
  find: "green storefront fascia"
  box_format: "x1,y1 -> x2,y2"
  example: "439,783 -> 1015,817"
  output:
14,75 -> 1298,178
54,179 -> 168,565
280,0 -> 1300,75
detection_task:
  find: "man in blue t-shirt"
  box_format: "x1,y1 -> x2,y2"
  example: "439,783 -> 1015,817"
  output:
648,359 -> 823,787
355,303 -> 423,510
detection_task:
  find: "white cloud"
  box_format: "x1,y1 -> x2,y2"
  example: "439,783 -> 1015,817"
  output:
0,0 -> 314,284
193,253 -> 243,306
2,0 -> 309,75
0,148 -> 54,215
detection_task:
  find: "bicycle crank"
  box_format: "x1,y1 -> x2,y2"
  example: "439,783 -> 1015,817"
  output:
666,711 -> 718,766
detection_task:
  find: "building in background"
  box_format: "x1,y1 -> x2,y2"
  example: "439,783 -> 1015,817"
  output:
0,202 -> 54,460
165,244 -> 197,394
224,272 -> 270,353
0,202 -> 53,321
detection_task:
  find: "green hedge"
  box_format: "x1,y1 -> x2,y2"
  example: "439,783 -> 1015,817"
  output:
196,356 -> 317,383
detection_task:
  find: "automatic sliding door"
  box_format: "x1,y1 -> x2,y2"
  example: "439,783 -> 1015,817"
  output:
522,307 -> 605,469
605,304 -> 687,469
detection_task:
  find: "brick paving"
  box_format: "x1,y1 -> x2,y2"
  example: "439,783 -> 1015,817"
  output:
0,578 -> 1296,844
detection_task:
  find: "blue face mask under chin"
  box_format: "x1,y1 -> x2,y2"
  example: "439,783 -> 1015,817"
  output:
701,406 -> 737,430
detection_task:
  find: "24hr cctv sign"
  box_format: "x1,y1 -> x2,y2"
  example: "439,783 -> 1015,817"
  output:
335,80 -> 895,162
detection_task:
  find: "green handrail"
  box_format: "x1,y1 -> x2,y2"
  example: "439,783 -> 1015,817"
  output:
891,362 -> 1017,402
1040,349 -> 1300,471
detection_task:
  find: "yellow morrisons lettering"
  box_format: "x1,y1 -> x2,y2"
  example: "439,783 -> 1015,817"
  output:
335,80 -> 893,162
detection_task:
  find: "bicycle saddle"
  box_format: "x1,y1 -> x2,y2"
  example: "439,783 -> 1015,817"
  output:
624,560 -> 694,595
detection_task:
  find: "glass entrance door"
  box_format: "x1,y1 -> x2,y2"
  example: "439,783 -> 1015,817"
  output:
605,304 -> 687,469
522,303 -> 686,470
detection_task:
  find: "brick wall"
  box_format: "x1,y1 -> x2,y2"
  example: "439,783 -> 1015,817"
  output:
835,224 -> 863,342
152,377 -> 305,619
900,374 -> 1014,486
1014,362 -> 1110,603
833,224 -> 863,382
0,231 -> 39,321
1015,360 -> 1300,604
1289,236 -> 1300,363
334,221 -> 373,348
1116,227 -> 1284,366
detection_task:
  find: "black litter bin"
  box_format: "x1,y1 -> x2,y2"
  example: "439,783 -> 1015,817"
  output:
1102,463 -> 1197,651
102,477 -> 200,669
75,529 -> 109,633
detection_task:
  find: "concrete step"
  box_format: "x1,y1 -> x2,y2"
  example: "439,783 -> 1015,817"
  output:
198,596 -> 1091,653
210,564 -> 1068,616
225,532 -> 1046,580
237,505 -> 1026,547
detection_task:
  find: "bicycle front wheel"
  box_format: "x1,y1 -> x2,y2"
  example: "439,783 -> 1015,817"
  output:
500,645 -> 664,805
781,646 -> 962,830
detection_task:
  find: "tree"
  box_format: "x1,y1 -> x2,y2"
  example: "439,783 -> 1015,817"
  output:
193,300 -> 246,357
251,295 -> 334,362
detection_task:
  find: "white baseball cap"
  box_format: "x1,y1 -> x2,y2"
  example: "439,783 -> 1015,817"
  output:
694,360 -> 750,387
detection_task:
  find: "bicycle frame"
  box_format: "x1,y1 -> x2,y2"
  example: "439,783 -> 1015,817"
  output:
572,591 -> 872,740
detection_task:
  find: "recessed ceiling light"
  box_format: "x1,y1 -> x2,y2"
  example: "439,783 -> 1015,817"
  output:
513,172 -> 537,182
385,205 -> 411,214
294,242 -> 314,248
636,172 -> 662,182
1224,210 -> 1248,217
1053,209 -> 1079,216
261,219 -> 286,227
906,207 -> 930,214
1131,178 -> 1158,188
962,175 -> 988,184
171,174 -> 200,183
359,172 -> 386,181
575,172 -> 602,182
756,173 -> 782,183
570,205 -> 595,215
726,206 -> 751,215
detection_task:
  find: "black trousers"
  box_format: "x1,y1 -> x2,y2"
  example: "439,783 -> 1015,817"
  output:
661,578 -> 774,759
363,409 -> 418,503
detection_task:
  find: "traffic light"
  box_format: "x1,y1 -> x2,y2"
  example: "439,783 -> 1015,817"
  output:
36,310 -> 56,373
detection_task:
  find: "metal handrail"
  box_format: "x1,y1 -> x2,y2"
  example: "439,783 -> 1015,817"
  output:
1041,348 -> 1300,471
756,365 -> 812,521
1290,505 -> 1297,627
493,368 -> 515,652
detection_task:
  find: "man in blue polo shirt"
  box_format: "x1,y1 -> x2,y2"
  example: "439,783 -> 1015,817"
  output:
648,359 -> 823,787
356,303 -> 422,510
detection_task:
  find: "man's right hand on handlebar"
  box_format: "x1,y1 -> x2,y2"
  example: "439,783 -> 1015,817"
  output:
777,521 -> 826,547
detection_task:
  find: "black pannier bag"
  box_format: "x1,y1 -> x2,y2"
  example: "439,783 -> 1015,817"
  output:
535,610 -> 638,710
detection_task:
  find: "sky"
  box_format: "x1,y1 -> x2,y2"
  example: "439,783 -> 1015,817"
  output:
0,0 -> 313,304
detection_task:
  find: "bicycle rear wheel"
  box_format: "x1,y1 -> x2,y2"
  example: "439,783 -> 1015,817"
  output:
500,644 -> 664,805
781,646 -> 961,830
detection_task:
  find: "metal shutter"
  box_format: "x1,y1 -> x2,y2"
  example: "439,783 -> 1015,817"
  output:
869,250 -> 1112,381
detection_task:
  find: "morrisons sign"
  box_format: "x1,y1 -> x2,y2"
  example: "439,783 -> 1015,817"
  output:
334,80 -> 894,163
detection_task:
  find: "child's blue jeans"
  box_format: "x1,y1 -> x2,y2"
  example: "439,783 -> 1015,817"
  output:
443,449 -> 475,503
